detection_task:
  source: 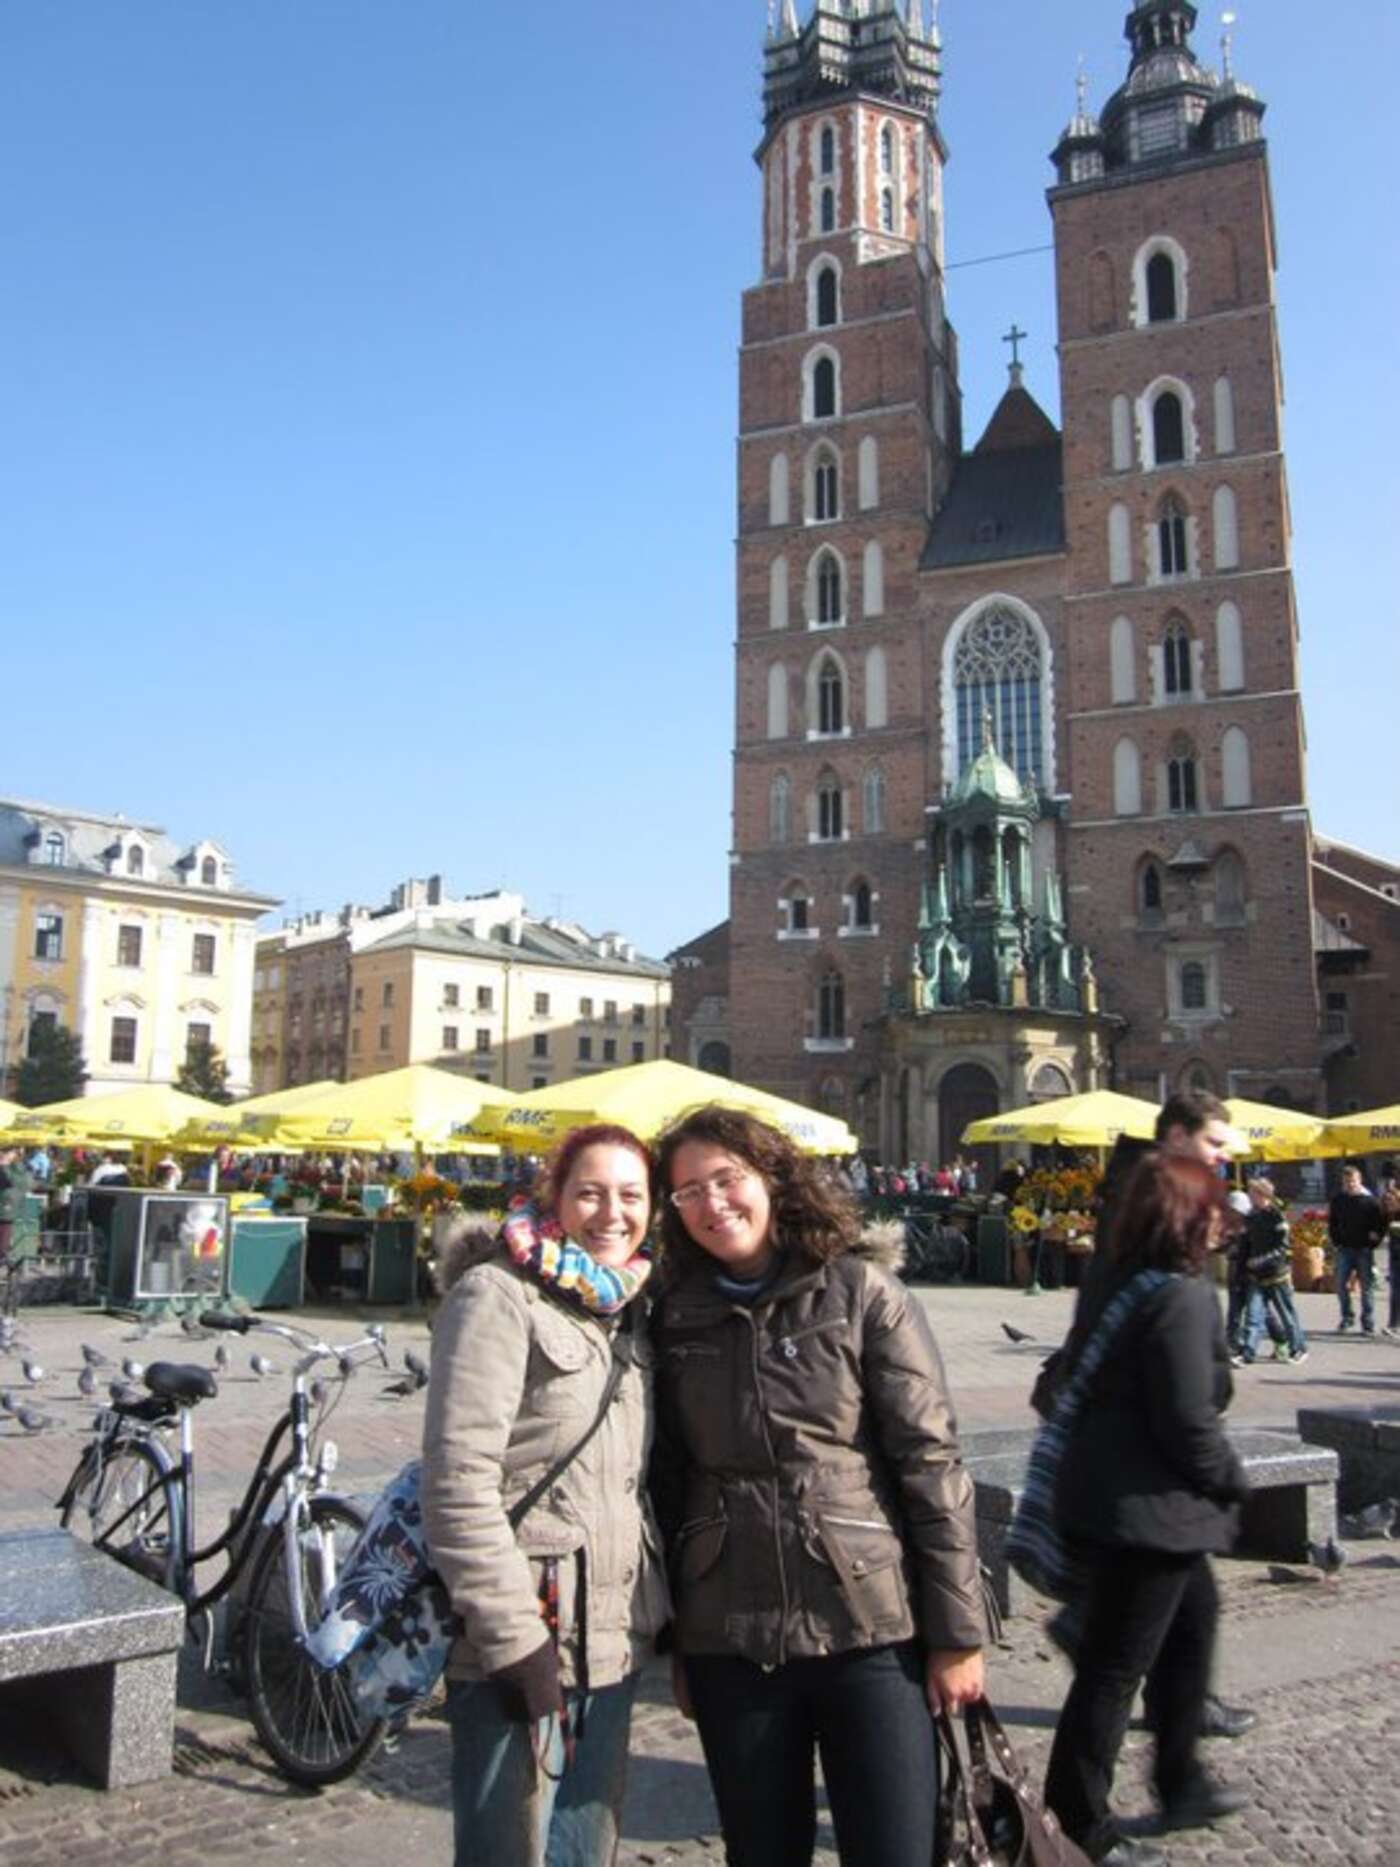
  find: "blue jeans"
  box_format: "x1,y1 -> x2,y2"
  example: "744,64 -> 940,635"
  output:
1336,1246 -> 1376,1331
684,1640 -> 938,1867
1389,1241 -> 1400,1330
1240,1283 -> 1306,1359
447,1671 -> 638,1867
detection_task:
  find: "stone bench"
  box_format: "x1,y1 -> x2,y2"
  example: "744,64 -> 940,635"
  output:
0,1528 -> 184,1788
966,1426 -> 1339,1617
1296,1407 -> 1400,1513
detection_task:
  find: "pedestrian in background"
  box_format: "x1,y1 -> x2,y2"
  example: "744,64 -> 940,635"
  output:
1329,1163 -> 1385,1334
651,1105 -> 985,1867
1234,1179 -> 1306,1365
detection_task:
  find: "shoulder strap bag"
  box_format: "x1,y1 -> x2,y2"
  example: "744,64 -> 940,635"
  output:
935,1701 -> 1093,1866
1004,1269 -> 1171,1602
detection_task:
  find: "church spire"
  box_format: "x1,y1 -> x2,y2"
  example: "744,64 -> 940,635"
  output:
778,0 -> 800,40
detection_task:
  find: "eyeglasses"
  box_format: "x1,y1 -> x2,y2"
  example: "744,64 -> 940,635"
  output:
670,1167 -> 753,1210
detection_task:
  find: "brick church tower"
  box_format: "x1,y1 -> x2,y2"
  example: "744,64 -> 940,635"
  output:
1050,0 -> 1321,1108
718,0 -> 1335,1150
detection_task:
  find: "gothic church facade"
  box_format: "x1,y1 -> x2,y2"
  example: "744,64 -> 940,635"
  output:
689,0 -> 1399,1160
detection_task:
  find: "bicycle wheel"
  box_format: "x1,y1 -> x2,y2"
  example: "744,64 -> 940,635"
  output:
60,1437 -> 179,1588
243,1494 -> 385,1786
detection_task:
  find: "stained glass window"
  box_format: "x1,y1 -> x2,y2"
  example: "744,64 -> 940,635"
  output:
953,606 -> 1046,788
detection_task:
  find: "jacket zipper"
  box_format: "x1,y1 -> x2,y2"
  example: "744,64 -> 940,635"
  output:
743,1308 -> 790,1669
774,1317 -> 844,1361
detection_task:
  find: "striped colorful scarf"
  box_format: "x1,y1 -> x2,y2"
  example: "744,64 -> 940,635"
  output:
500,1199 -> 652,1316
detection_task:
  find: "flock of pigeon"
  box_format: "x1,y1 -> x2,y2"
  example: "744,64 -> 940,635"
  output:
0,1307 -> 431,1438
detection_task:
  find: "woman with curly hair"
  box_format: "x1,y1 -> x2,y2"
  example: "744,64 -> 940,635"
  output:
649,1104 -> 985,1867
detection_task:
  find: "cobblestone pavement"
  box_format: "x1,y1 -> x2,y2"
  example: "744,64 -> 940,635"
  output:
2,1286 -> 1399,1864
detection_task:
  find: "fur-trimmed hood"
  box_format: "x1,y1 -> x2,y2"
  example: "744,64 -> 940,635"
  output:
854,1217 -> 907,1276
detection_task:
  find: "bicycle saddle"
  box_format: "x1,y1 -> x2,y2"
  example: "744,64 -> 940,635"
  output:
145,1361 -> 219,1404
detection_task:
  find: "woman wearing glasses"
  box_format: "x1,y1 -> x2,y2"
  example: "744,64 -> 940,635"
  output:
650,1105 -> 985,1867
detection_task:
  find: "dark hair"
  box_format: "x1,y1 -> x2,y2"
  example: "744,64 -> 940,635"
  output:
1154,1089 -> 1228,1142
1105,1153 -> 1228,1276
533,1124 -> 655,1215
653,1104 -> 859,1276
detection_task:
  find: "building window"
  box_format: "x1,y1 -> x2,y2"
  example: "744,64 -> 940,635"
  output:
27,1010 -> 57,1055
534,992 -> 550,1016
812,448 -> 838,522
127,845 -> 145,877
378,1024 -> 391,1050
817,971 -> 845,1040
1180,961 -> 1208,1010
351,1029 -> 361,1054
879,123 -> 894,174
532,1032 -> 549,1058
952,604 -> 1047,788
186,1021 -> 211,1062
578,1035 -> 593,1062
812,355 -> 836,419
42,831 -> 65,865
1113,737 -> 1142,816
631,1041 -> 645,1063
192,933 -> 217,975
476,984 -> 493,1010
819,124 -> 835,175
117,924 -> 143,968
815,266 -> 838,328
604,1000 -> 617,1024
783,891 -> 811,934
1214,851 -> 1246,923
1141,863 -> 1163,916
34,913 -> 63,961
580,996 -> 594,1019
770,771 -> 791,843
381,980 -> 395,1007
1151,390 -> 1185,465
603,1038 -> 617,1063
820,186 -> 835,233
1163,618 -> 1192,696
471,1028 -> 490,1054
863,764 -> 885,833
816,655 -> 844,733
631,1003 -> 645,1026
880,188 -> 894,233
1157,497 -> 1188,577
353,985 -> 364,1011
817,774 -> 843,841
532,1075 -> 548,1089
1146,250 -> 1178,322
200,855 -> 218,886
439,983 -> 458,1008
851,880 -> 873,929
442,1026 -> 459,1051
1167,744 -> 1198,813
1221,724 -> 1252,807
110,1016 -> 138,1064
815,552 -> 842,626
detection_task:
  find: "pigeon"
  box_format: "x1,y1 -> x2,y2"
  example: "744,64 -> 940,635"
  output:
80,1343 -> 111,1369
108,1381 -> 141,1406
123,1319 -> 155,1343
122,1357 -> 145,1383
180,1312 -> 211,1340
403,1348 -> 430,1383
1000,1322 -> 1034,1345
213,1343 -> 230,1374
0,1390 -> 19,1414
380,1369 -> 427,1399
250,1353 -> 277,1379
21,1359 -> 45,1385
77,1367 -> 98,1398
1340,1499 -> 1398,1541
15,1406 -> 54,1434
1308,1536 -> 1347,1579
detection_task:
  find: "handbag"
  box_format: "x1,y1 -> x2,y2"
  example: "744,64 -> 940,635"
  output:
1004,1270 -> 1170,1601
935,1702 -> 1093,1867
307,1320 -> 632,1720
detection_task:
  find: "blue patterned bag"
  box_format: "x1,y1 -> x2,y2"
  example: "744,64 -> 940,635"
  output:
1005,1270 -> 1171,1601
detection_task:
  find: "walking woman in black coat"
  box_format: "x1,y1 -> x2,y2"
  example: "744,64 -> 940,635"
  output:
1043,1153 -> 1249,1866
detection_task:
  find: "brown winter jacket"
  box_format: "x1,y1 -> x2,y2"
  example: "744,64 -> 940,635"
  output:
650,1225 -> 985,1669
420,1228 -> 670,1696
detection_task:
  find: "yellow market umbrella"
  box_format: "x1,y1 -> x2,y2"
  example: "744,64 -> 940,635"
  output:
0,1099 -> 24,1132
1222,1099 -> 1339,1161
176,1078 -> 345,1148
1321,1105 -> 1400,1156
261,1065 -> 511,1155
472,1059 -> 857,1155
962,1089 -> 1159,1149
7,1084 -> 229,1148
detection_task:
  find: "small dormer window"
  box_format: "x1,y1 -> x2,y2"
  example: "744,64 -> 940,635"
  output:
127,845 -> 145,877
42,830 -> 66,866
201,856 -> 218,886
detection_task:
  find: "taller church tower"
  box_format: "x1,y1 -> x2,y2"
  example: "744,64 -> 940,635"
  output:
1051,0 -> 1322,1107
728,1 -> 957,1133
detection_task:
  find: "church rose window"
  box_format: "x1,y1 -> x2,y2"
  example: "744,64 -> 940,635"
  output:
953,606 -> 1045,788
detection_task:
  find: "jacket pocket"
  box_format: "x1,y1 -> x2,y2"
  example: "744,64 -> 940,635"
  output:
808,1510 -> 907,1634
676,1514 -> 728,1586
530,1308 -> 594,1417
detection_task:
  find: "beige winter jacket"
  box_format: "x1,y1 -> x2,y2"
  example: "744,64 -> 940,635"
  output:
420,1227 -> 670,1691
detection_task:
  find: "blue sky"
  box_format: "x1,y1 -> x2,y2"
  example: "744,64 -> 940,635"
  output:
2,1 -> 1395,958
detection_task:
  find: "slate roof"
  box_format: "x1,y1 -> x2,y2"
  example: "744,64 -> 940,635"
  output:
359,919 -> 669,981
921,384 -> 1066,571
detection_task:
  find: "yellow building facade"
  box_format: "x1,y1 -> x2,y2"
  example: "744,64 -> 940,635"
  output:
0,799 -> 278,1098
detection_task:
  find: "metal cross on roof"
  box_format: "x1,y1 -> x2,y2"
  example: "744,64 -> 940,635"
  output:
1002,323 -> 1028,367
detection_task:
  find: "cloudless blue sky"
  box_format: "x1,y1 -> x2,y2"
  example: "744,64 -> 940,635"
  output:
3,1 -> 1395,957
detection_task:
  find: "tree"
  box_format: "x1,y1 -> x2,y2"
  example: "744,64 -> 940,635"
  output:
13,1022 -> 88,1106
176,1041 -> 234,1104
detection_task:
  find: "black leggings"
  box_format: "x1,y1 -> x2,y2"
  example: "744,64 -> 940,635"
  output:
685,1641 -> 938,1867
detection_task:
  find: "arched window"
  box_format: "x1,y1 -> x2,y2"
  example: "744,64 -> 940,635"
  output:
810,446 -> 839,522
1215,600 -> 1244,691
1157,496 -> 1188,577
127,845 -> 145,877
809,352 -> 838,421
200,855 -> 218,886
780,881 -> 812,935
1181,961 -> 1208,1011
862,541 -> 884,618
857,435 -> 879,509
1163,616 -> 1193,696
817,969 -> 845,1039
819,125 -> 835,176
1113,737 -> 1142,816
814,550 -> 843,627
1214,376 -> 1236,454
1146,250 -> 1178,322
820,186 -> 835,234
1141,862 -> 1163,915
1167,736 -> 1198,813
880,189 -> 894,233
816,655 -> 844,734
863,764 -> 886,833
1110,394 -> 1133,471
768,452 -> 789,525
42,830 -> 65,865
1214,850 -> 1246,922
1221,725 -> 1252,807
769,772 -> 791,844
815,265 -> 838,328
1110,615 -> 1136,703
864,646 -> 888,729
816,772 -> 844,841
879,123 -> 894,174
1108,502 -> 1132,584
1213,485 -> 1239,570
851,879 -> 874,930
1151,390 -> 1185,465
769,554 -> 789,630
951,603 -> 1047,788
767,663 -> 788,739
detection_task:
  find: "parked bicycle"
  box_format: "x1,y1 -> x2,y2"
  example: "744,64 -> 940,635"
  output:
56,1310 -> 390,1785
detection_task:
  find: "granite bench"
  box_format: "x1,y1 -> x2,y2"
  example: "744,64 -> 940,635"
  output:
0,1528 -> 184,1788
1296,1407 -> 1400,1514
966,1426 -> 1339,1617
